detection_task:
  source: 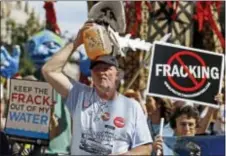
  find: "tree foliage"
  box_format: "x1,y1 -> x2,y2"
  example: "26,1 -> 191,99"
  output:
1,11 -> 45,76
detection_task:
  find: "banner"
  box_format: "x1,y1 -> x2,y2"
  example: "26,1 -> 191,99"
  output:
163,135 -> 225,156
146,42 -> 224,108
4,79 -> 54,145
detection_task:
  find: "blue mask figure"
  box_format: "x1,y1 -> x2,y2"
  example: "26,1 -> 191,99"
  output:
26,30 -> 64,69
0,45 -> 21,78
78,47 -> 91,77
69,45 -> 91,77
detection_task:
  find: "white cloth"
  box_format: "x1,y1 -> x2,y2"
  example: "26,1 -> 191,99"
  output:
65,81 -> 152,155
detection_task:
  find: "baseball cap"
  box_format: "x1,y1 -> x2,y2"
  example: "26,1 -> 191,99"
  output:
90,55 -> 119,69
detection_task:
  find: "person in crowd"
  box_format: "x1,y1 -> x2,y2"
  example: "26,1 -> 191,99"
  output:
145,96 -> 174,155
152,105 -> 200,156
146,96 -> 174,138
153,93 -> 224,155
41,20 -> 152,155
173,93 -> 224,135
170,105 -> 200,137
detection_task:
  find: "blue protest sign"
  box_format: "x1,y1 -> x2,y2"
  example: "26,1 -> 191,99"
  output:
163,135 -> 225,156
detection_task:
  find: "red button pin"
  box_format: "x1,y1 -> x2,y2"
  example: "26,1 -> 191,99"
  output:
114,117 -> 125,128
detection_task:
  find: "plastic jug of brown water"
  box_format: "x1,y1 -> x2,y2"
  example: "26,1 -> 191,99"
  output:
83,24 -> 112,60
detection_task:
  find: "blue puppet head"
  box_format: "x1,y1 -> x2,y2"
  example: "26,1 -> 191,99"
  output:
26,30 -> 65,69
69,45 -> 91,77
78,46 -> 91,77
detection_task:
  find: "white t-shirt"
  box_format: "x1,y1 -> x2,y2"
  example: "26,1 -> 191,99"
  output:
65,81 -> 152,155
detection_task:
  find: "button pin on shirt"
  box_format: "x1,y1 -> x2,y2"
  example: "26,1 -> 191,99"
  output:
114,117 -> 125,128
101,112 -> 110,121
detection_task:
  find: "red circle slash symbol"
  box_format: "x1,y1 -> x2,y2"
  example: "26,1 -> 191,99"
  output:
167,51 -> 207,92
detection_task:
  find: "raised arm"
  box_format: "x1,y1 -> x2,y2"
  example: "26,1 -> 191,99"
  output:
42,42 -> 74,98
196,106 -> 217,134
196,93 -> 224,134
42,23 -> 93,98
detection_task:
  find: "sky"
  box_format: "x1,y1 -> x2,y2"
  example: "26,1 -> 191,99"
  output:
28,1 -> 88,37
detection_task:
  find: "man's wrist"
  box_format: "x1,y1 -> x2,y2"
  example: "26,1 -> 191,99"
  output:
73,35 -> 83,51
73,42 -> 78,50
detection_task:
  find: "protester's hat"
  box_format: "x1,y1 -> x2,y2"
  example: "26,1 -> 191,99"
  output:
90,55 -> 119,69
88,1 -> 126,33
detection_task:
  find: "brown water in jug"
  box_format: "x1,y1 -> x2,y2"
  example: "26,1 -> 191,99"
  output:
83,25 -> 112,60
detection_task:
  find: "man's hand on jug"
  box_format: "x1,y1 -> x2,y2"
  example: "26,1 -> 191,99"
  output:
73,22 -> 94,49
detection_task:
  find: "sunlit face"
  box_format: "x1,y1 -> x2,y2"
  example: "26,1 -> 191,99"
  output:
175,114 -> 197,136
146,97 -> 160,116
91,63 -> 118,93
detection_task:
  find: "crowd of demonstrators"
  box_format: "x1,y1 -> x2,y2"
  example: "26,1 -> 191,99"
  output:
123,91 -> 225,156
0,1 -> 225,156
150,94 -> 224,156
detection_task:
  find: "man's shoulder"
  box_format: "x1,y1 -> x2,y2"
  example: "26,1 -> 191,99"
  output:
118,94 -> 140,108
70,80 -> 93,92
